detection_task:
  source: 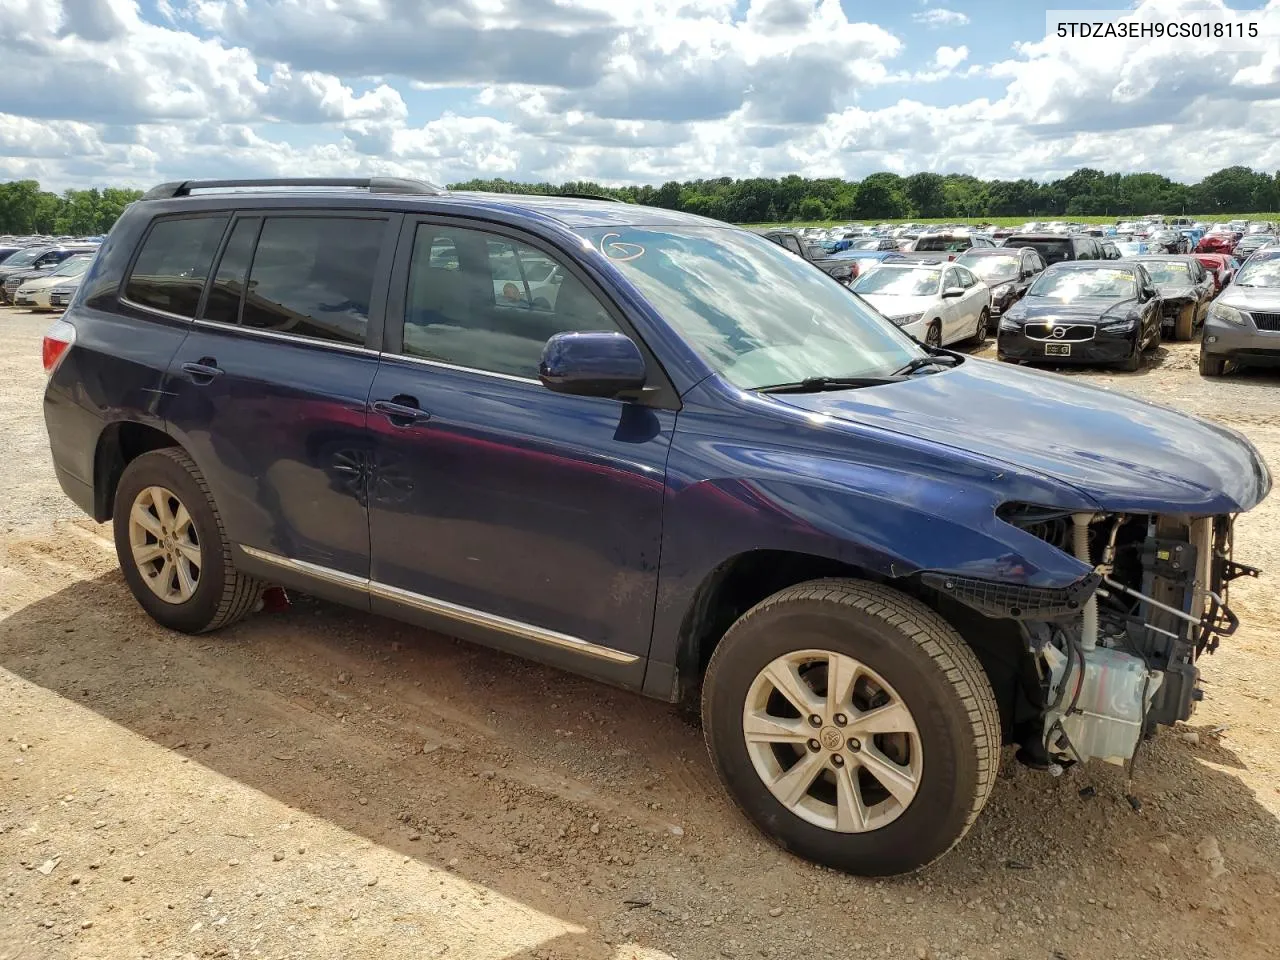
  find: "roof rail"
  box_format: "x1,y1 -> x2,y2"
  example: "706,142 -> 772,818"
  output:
140,177 -> 446,201
557,192 -> 623,203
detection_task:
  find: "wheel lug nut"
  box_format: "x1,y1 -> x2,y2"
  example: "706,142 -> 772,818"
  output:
831,754 -> 845,767
833,714 -> 847,726
808,715 -> 823,728
807,739 -> 822,753
847,738 -> 861,752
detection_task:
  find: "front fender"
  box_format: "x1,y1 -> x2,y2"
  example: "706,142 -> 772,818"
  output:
646,390 -> 1094,679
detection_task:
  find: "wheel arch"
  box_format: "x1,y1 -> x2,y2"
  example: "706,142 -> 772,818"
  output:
94,420 -> 182,522
666,548 -> 1034,744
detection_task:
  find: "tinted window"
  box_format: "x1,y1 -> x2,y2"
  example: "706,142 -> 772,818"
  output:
955,266 -> 978,288
780,236 -> 804,256
202,218 -> 260,326
241,217 -> 384,346
1013,238 -> 1071,264
125,217 -> 228,317
402,224 -> 620,379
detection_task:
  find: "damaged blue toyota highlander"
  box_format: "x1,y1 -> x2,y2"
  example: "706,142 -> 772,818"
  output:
42,179 -> 1270,876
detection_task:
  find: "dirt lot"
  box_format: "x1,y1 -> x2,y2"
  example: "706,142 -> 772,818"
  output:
2,305 -> 1279,960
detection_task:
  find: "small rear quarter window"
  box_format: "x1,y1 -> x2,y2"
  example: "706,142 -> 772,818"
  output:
125,216 -> 229,318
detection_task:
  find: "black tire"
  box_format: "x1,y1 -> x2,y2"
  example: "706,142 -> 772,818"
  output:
112,448 -> 263,633
1199,351 -> 1227,377
970,308 -> 990,344
701,579 -> 1000,876
1174,304 -> 1194,341
925,321 -> 942,349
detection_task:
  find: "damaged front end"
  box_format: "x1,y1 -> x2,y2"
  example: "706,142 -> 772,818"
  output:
929,507 -> 1259,772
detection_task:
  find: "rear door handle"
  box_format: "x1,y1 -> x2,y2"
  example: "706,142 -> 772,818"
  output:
372,397 -> 432,427
181,360 -> 223,382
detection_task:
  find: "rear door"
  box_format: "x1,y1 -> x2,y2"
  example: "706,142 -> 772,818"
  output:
160,210 -> 399,606
954,265 -> 986,334
363,216 -> 675,681
938,266 -> 965,342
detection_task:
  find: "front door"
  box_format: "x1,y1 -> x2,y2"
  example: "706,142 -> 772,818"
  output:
161,211 -> 398,600
365,218 -> 674,677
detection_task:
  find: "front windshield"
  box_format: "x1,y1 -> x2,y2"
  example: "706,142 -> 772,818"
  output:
957,255 -> 1019,282
50,256 -> 93,278
1235,258 -> 1280,288
1141,261 -> 1191,285
852,266 -> 941,297
583,226 -> 923,388
850,238 -> 881,250
3,247 -> 43,267
1028,268 -> 1137,300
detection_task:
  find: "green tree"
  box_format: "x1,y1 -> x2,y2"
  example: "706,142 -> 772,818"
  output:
796,196 -> 827,221
904,173 -> 946,218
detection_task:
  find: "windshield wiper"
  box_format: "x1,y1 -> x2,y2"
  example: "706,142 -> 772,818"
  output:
891,354 -> 959,377
757,375 -> 905,394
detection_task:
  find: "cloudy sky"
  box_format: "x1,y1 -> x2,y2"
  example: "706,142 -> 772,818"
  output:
2,0 -> 1279,191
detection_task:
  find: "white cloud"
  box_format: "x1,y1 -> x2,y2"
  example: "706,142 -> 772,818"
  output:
933,45 -> 969,71
912,8 -> 970,28
3,0 -> 1280,193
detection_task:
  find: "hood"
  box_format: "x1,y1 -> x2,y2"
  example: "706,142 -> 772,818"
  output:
775,358 -> 1270,514
856,293 -> 935,318
1152,282 -> 1197,300
17,272 -> 66,292
1011,296 -> 1135,322
1219,285 -> 1280,311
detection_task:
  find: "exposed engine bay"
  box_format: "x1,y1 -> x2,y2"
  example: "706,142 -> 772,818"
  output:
1005,508 -> 1259,771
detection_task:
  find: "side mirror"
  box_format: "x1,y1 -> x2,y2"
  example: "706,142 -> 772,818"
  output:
942,286 -> 965,298
539,331 -> 647,398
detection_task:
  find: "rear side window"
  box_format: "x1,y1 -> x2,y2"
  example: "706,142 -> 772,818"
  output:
240,217 -> 385,347
203,218 -> 260,326
1018,238 -> 1071,264
125,216 -> 228,317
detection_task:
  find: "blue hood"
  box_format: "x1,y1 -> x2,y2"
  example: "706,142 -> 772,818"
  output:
777,358 -> 1270,514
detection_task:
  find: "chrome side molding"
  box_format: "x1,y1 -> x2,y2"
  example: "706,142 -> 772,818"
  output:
237,544 -> 639,665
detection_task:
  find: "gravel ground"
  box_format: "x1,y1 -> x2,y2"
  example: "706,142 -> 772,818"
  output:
2,305 -> 1279,960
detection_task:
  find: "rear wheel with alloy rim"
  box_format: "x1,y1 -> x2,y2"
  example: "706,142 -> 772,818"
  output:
971,308 -> 990,343
113,448 -> 263,633
702,579 -> 1000,876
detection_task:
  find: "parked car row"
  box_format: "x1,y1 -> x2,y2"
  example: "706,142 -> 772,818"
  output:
0,235 -> 101,308
768,214 -> 1278,377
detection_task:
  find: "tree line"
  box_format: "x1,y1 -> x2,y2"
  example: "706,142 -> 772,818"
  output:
0,181 -> 144,235
452,166 -> 1280,223
4,166 -> 1279,236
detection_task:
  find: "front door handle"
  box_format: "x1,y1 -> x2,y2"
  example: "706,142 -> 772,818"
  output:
372,397 -> 431,427
181,360 -> 223,383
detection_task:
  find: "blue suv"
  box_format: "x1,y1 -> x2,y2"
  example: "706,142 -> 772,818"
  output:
43,178 -> 1270,876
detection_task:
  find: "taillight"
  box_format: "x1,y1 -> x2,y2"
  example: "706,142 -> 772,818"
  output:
42,318 -> 76,375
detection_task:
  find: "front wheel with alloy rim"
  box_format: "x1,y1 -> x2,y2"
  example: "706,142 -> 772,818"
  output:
924,322 -> 942,349
113,448 -> 263,633
702,579 -> 1000,876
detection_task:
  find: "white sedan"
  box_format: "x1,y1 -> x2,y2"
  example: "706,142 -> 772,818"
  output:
850,261 -> 991,347
12,253 -> 95,311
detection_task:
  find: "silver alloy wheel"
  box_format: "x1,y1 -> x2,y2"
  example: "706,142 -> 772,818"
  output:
128,485 -> 201,604
742,649 -> 923,833
926,323 -> 942,348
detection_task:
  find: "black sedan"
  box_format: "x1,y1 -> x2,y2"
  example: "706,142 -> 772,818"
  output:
1124,255 -> 1215,340
954,246 -> 1046,318
997,261 -> 1162,372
